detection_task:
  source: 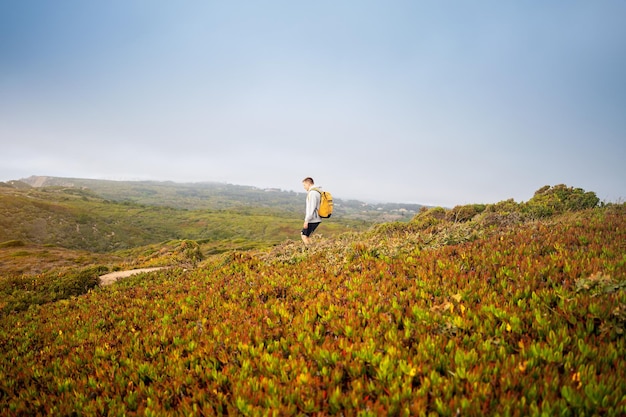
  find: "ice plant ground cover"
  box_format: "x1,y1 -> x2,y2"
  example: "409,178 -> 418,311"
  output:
1,204 -> 625,415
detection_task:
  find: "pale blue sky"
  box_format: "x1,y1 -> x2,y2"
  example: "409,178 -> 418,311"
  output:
1,1 -> 624,206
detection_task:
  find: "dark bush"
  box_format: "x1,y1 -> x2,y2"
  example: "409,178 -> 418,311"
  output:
0,265 -> 108,314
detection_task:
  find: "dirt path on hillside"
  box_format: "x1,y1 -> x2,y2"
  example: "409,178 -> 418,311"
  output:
99,267 -> 168,286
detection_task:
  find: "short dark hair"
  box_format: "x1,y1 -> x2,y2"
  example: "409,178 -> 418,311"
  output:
302,177 -> 314,184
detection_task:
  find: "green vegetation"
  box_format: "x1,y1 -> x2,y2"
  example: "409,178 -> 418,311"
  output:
16,176 -> 422,219
0,180 -> 374,253
524,184 -> 601,217
1,180 -> 624,415
0,265 -> 107,314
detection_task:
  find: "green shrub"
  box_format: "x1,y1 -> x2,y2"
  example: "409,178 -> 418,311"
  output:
523,184 -> 599,217
0,265 -> 108,314
0,240 -> 25,248
446,204 -> 487,222
485,198 -> 520,214
411,206 -> 448,227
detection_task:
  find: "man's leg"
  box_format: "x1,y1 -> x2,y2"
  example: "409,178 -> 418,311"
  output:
301,223 -> 319,246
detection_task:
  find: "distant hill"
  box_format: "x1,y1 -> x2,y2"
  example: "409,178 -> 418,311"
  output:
16,175 -> 423,219
0,176 -> 420,254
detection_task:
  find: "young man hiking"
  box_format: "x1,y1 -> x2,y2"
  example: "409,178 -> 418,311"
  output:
301,177 -> 322,246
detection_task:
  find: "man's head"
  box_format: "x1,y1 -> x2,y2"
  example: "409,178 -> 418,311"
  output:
302,177 -> 314,191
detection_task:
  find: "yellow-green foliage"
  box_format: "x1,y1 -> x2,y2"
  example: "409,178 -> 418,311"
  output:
130,240 -> 204,269
411,206 -> 448,228
1,203 -> 624,415
409,185 -> 601,231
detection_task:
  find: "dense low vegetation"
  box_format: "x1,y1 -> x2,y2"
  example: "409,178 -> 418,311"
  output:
1,184 -> 624,415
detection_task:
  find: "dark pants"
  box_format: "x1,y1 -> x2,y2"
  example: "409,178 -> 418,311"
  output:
301,222 -> 320,237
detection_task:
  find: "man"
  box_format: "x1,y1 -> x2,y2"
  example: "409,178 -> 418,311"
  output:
301,177 -> 322,246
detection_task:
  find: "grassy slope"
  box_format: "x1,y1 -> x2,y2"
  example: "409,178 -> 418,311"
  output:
15,176 -> 422,220
0,183 -> 367,254
0,241 -> 120,276
1,205 -> 624,415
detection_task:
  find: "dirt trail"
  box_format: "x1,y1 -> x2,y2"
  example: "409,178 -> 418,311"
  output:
99,267 -> 167,286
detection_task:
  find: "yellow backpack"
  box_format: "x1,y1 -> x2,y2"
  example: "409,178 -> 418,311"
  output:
313,188 -> 333,218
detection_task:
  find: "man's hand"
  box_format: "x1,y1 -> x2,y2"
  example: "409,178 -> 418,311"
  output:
303,222 -> 308,229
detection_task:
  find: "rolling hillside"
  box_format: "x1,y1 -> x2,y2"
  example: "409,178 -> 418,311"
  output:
1,178 -> 384,254
16,176 -> 423,219
1,183 -> 624,415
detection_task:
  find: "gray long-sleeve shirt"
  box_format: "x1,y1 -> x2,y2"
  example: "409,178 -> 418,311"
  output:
304,187 -> 322,223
